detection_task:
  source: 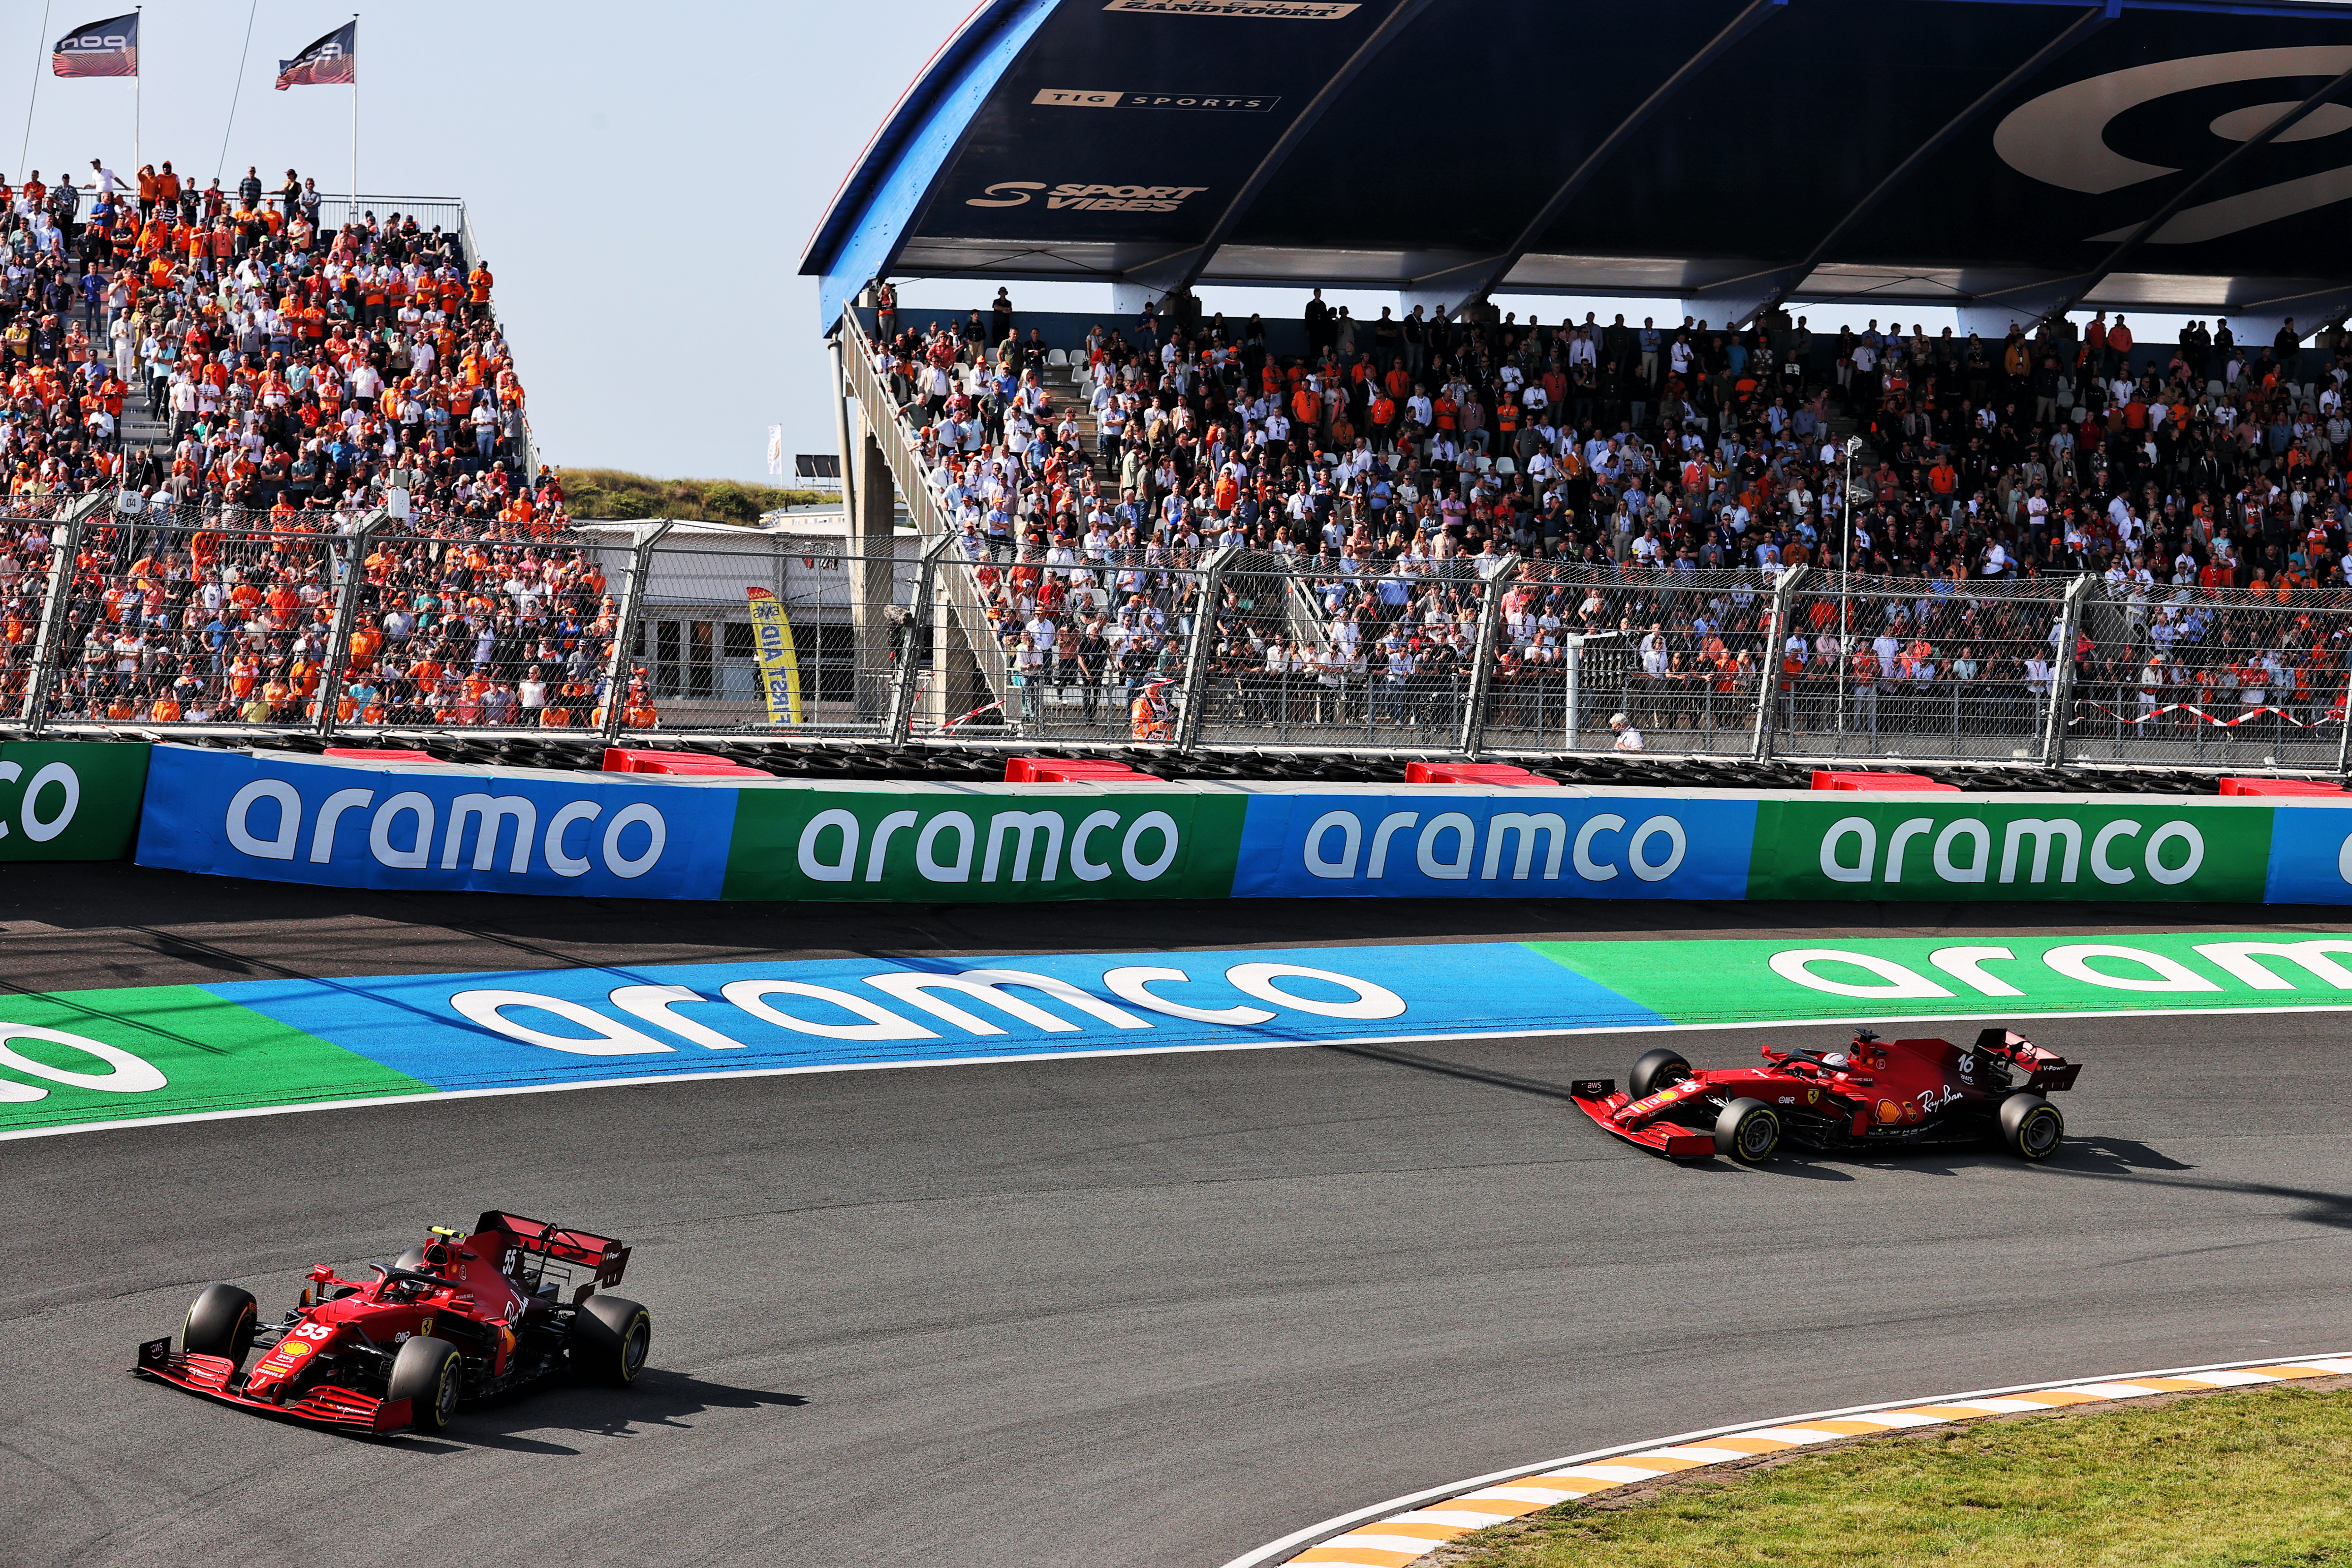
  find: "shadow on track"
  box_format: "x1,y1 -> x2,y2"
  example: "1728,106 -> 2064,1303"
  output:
398,1369 -> 810,1456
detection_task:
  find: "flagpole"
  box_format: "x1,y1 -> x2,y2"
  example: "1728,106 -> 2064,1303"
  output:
133,7 -> 142,174
21,0 -> 54,175
349,15 -> 359,229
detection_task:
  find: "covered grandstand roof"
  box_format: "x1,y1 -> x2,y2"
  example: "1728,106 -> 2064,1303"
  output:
803,0 -> 2352,333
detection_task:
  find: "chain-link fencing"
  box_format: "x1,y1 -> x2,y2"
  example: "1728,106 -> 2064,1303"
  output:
1767,573 -> 2071,765
2061,580 -> 2352,772
11,484 -> 2352,777
1475,563 -> 1775,758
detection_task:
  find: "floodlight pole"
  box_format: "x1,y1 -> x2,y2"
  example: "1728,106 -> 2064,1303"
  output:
1840,434 -> 1859,747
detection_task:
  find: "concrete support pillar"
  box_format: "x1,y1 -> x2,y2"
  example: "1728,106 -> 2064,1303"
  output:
853,424 -> 897,721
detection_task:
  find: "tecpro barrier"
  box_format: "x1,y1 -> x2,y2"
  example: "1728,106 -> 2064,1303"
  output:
0,742 -> 149,861
126,746 -> 2352,904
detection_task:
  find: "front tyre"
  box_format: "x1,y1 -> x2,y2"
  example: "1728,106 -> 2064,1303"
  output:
568,1294 -> 652,1387
181,1284 -> 258,1369
1715,1098 -> 1782,1163
1629,1047 -> 1692,1100
1999,1093 -> 2064,1160
387,1335 -> 464,1432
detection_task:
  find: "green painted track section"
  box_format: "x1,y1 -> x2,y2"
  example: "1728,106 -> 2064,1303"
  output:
1534,931 -> 2352,1025
0,985 -> 430,1135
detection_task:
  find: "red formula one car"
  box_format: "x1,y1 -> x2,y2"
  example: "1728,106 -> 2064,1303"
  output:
1572,1028 -> 2080,1164
133,1210 -> 652,1436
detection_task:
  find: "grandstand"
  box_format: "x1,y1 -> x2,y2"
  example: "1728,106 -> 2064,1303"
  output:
794,0 -> 2352,771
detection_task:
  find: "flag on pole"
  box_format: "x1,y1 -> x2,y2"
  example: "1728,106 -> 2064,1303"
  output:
276,21 -> 356,89
767,426 -> 784,477
53,14 -> 139,77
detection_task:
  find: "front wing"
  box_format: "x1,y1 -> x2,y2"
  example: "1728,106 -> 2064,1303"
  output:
1569,1079 -> 1716,1159
133,1339 -> 414,1436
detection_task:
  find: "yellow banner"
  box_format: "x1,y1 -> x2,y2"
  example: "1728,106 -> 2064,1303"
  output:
745,586 -> 803,725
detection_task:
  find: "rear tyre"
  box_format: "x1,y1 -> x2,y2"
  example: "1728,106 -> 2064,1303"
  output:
568,1294 -> 652,1387
181,1284 -> 258,1368
1715,1098 -> 1782,1163
386,1335 -> 464,1432
391,1245 -> 427,1272
1999,1093 -> 2064,1161
1629,1047 -> 1692,1100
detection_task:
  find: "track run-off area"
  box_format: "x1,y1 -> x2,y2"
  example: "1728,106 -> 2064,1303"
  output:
3,864 -> 2349,1566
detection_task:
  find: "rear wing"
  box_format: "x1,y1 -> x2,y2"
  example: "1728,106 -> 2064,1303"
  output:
474,1210 -> 630,1288
1971,1028 -> 2081,1092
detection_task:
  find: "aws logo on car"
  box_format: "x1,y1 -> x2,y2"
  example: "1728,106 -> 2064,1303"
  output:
966,181 -> 1210,212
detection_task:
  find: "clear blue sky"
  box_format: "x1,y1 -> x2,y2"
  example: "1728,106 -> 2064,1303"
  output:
5,0 -> 979,486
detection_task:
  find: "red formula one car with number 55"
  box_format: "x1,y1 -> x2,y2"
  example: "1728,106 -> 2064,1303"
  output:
1571,1028 -> 2080,1164
132,1210 -> 652,1436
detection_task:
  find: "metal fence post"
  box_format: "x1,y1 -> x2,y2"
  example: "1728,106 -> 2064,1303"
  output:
1750,564 -> 1806,762
1457,553 -> 1520,758
890,532 -> 956,745
596,520 -> 673,742
1176,543 -> 1241,752
2042,573 -> 2094,767
314,509 -> 392,738
21,491 -> 113,734
2337,668 -> 2352,784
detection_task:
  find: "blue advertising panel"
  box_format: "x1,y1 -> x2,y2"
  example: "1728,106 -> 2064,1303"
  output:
206,941 -> 1669,1093
2262,804 -> 2352,904
134,746 -> 736,899
1230,791 -> 1758,900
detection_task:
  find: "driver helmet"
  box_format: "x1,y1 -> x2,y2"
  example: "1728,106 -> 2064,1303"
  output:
1820,1052 -> 1849,1068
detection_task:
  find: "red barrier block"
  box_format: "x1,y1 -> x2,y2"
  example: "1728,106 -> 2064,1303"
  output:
602,747 -> 771,778
1004,756 -> 1158,783
2219,777 -> 2347,796
1406,761 -> 1561,786
321,748 -> 443,764
1810,770 -> 1960,792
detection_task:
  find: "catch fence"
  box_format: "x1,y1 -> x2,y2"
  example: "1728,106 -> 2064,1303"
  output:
7,488 -> 2352,774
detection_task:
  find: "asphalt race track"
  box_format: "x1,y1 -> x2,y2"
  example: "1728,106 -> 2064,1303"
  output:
4,865 -> 2350,1567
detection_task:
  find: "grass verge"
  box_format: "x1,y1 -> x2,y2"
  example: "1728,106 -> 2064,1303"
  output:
562,469 -> 831,524
1432,1381 -> 2352,1568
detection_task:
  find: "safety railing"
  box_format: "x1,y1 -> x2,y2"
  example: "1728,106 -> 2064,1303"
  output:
8,489 -> 2352,776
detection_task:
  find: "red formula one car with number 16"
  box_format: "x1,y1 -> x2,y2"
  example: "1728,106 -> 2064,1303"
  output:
1571,1027 -> 2081,1163
132,1210 -> 652,1435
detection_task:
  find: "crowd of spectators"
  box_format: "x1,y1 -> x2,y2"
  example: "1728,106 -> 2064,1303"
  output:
872,283 -> 2352,746
0,155 -> 655,727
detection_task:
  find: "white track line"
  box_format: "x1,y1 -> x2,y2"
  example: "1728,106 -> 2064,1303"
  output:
17,999 -> 2352,1143
1221,1352 -> 2352,1568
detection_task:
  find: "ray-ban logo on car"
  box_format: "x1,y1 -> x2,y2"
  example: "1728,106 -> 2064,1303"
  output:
1033,88 -> 1279,112
1104,0 -> 1359,17
966,181 -> 1210,212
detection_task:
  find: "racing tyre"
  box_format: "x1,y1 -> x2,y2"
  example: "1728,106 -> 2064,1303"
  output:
391,1246 -> 427,1272
1999,1093 -> 2064,1161
1629,1047 -> 1692,1101
181,1284 -> 257,1368
387,1335 -> 464,1433
568,1294 -> 652,1387
1715,1098 -> 1782,1163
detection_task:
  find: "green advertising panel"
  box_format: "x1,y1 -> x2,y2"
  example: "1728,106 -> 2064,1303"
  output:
0,983 -> 431,1137
1534,930 -> 2352,1029
1748,797 -> 2273,903
0,741 -> 149,861
721,784 -> 1251,902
